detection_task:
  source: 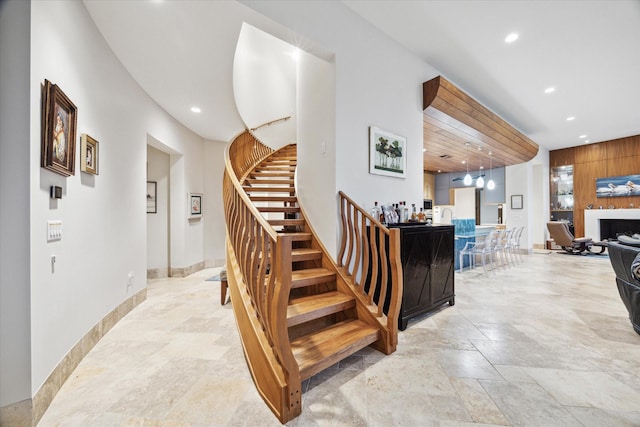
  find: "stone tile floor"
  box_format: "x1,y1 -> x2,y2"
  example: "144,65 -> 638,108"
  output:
38,251 -> 640,426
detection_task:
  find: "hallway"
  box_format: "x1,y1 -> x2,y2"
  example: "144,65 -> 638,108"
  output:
39,252 -> 640,426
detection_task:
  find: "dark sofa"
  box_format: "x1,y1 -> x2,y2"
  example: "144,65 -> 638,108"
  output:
608,241 -> 640,335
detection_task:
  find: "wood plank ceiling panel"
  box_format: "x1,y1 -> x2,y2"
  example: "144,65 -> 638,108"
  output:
422,76 -> 539,173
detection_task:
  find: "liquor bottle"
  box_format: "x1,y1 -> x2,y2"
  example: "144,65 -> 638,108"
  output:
371,201 -> 382,223
411,203 -> 417,221
401,201 -> 409,223
417,208 -> 426,222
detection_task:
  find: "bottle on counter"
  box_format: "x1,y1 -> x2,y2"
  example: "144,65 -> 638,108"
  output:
411,203 -> 417,221
371,201 -> 382,223
417,207 -> 426,222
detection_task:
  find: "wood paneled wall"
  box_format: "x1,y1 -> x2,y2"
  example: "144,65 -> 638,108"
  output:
551,134 -> 640,237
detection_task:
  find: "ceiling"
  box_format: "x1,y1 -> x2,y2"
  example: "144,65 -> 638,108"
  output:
83,0 -> 640,173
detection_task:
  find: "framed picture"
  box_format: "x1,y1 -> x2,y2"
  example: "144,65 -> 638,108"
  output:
511,194 -> 523,209
189,192 -> 203,218
80,134 -> 99,175
41,79 -> 77,176
147,181 -> 157,214
596,174 -> 640,198
369,126 -> 406,178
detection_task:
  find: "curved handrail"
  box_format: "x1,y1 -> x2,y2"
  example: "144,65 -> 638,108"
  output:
223,131 -> 300,408
337,192 -> 403,344
250,115 -> 292,132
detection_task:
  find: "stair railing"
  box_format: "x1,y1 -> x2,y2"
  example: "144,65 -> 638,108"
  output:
223,130 -> 301,422
337,192 -> 403,349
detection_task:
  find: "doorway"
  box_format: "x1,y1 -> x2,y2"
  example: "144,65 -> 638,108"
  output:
146,144 -> 170,279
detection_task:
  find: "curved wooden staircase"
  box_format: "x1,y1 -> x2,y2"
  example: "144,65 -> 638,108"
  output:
223,131 -> 402,423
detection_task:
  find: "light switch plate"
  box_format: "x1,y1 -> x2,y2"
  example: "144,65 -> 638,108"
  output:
47,220 -> 62,242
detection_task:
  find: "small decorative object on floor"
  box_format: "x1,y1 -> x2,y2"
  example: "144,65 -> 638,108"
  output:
220,267 -> 228,305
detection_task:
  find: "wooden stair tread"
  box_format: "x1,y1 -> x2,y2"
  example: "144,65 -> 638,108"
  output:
291,267 -> 334,288
276,231 -> 312,241
287,291 -> 353,327
254,166 -> 296,171
291,248 -> 322,262
250,172 -> 295,178
245,178 -> 294,185
249,196 -> 297,202
268,219 -> 306,226
243,186 -> 295,193
257,206 -> 300,213
291,319 -> 380,380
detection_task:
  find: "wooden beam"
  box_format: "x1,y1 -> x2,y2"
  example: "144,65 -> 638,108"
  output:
423,76 -> 539,173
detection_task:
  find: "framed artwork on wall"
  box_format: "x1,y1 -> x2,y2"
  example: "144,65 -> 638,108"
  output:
80,134 -> 99,175
511,194 -> 523,209
41,79 -> 78,176
596,174 -> 640,197
189,192 -> 203,219
369,126 -> 406,178
147,181 -> 157,214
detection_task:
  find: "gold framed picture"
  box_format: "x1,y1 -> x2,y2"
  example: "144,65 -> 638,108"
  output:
41,79 -> 77,176
80,134 -> 99,175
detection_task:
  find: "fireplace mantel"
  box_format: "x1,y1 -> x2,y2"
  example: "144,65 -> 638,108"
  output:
584,209 -> 640,240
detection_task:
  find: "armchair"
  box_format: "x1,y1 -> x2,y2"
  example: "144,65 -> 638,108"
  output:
608,242 -> 640,335
546,221 -> 604,254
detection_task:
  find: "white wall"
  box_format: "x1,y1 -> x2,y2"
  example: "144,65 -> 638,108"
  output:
28,0 -> 209,395
204,140 -> 228,268
505,163 -> 534,252
0,0 -> 32,407
297,50 -> 337,255
233,23 -> 297,148
147,145 -> 170,276
242,1 -> 438,247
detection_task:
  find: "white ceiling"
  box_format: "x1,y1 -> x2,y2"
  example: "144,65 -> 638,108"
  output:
84,0 -> 640,152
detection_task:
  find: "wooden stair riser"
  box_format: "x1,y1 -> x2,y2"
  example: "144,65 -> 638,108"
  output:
257,207 -> 301,213
291,319 -> 380,380
243,187 -> 296,193
245,179 -> 294,185
268,219 -> 306,227
250,172 -> 295,178
287,291 -> 355,327
290,268 -> 336,289
250,196 -> 298,203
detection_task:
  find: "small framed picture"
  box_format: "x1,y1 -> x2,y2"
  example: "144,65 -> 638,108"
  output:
511,194 -> 523,209
147,181 -> 157,214
41,80 -> 77,176
189,192 -> 203,218
369,126 -> 406,179
80,134 -> 99,175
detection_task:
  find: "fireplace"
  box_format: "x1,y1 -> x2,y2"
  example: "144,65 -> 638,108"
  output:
599,219 -> 640,240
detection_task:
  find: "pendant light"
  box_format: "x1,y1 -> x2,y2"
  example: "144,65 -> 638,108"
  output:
487,151 -> 496,190
476,147 -> 484,188
463,142 -> 472,186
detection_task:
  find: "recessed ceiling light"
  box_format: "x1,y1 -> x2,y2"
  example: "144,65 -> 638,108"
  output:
566,116 -> 575,121
422,148 -> 426,152
462,160 -> 466,164
190,106 -> 201,113
544,87 -> 556,94
505,33 -> 519,43
579,134 -> 587,139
